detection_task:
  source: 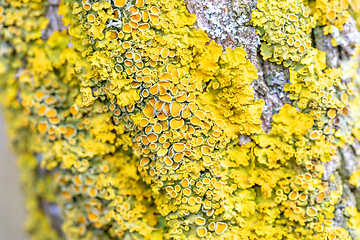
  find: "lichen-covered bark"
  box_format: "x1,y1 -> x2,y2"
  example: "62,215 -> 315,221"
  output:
2,0 -> 360,239
186,0 -> 360,237
184,0 -> 291,133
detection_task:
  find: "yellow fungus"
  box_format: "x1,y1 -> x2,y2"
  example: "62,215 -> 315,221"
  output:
173,143 -> 185,152
316,192 -> 325,203
183,188 -> 191,196
170,119 -> 184,129
197,227 -> 207,237
215,222 -> 228,235
309,130 -> 321,140
306,207 -> 317,217
37,122 -> 48,134
327,109 -> 337,119
195,217 -> 206,225
288,14 -> 299,21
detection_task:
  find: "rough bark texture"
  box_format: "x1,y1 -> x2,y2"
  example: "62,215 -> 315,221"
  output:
4,0 -> 360,239
184,0 -> 291,133
185,0 -> 360,235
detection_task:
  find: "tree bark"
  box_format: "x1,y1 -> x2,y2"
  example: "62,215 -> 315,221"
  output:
2,0 -> 360,239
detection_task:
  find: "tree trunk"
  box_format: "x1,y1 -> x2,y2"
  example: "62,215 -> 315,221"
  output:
1,0 -> 360,239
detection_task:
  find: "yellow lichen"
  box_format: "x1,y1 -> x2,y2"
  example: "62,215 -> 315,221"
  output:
251,0 -> 316,66
1,0 -> 360,239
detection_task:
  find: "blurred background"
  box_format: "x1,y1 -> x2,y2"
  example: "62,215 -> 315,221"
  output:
0,113 -> 27,240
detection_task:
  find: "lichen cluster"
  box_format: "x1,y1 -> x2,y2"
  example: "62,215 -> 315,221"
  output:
2,0 -> 360,239
253,0 -> 360,238
251,0 -> 316,66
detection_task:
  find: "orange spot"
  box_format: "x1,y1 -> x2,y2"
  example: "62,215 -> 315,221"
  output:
123,24 -> 132,33
128,6 -> 138,14
45,96 -> 56,105
37,122 -> 48,134
173,143 -> 185,152
189,103 -> 198,112
187,93 -> 195,101
114,0 -> 127,7
215,222 -> 227,235
73,175 -> 82,186
87,14 -> 96,22
150,6 -> 160,15
208,222 -> 215,231
138,23 -> 150,31
85,178 -> 94,185
129,21 -> 138,29
214,182 -> 223,189
299,45 -> 305,53
309,130 -> 321,140
62,191 -> 71,199
170,102 -> 182,116
49,117 -> 60,124
35,90 -> 45,101
197,227 -> 207,237
316,192 -> 325,203
195,217 -> 206,225
131,13 -> 141,22
201,146 -> 211,156
89,188 -> 97,197
136,0 -> 144,7
176,93 -> 187,102
299,193 -> 308,201
140,158 -> 150,167
149,84 -> 159,95
158,111 -> 168,121
170,119 -> 184,129
46,109 -> 57,118
161,48 -> 170,58
64,126 -> 76,139
153,123 -> 162,134
174,152 -> 184,162
288,14 -> 298,21
83,3 -> 91,11
143,68 -> 151,75
188,197 -> 196,205
142,10 -> 149,22
141,136 -> 149,145
37,105 -> 47,116
324,126 -> 331,135
70,105 -> 78,115
164,156 -> 173,166
161,120 -> 169,131
143,104 -> 155,118
190,116 -> 201,125
289,191 -> 298,200
159,94 -> 172,103
147,133 -> 158,142
182,106 -> 191,118
88,212 -> 98,222
304,173 -> 312,181
181,178 -> 189,187
123,41 -> 131,49
341,92 -> 348,103
306,207 -> 317,217
327,109 -> 336,119
326,10 -> 336,21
